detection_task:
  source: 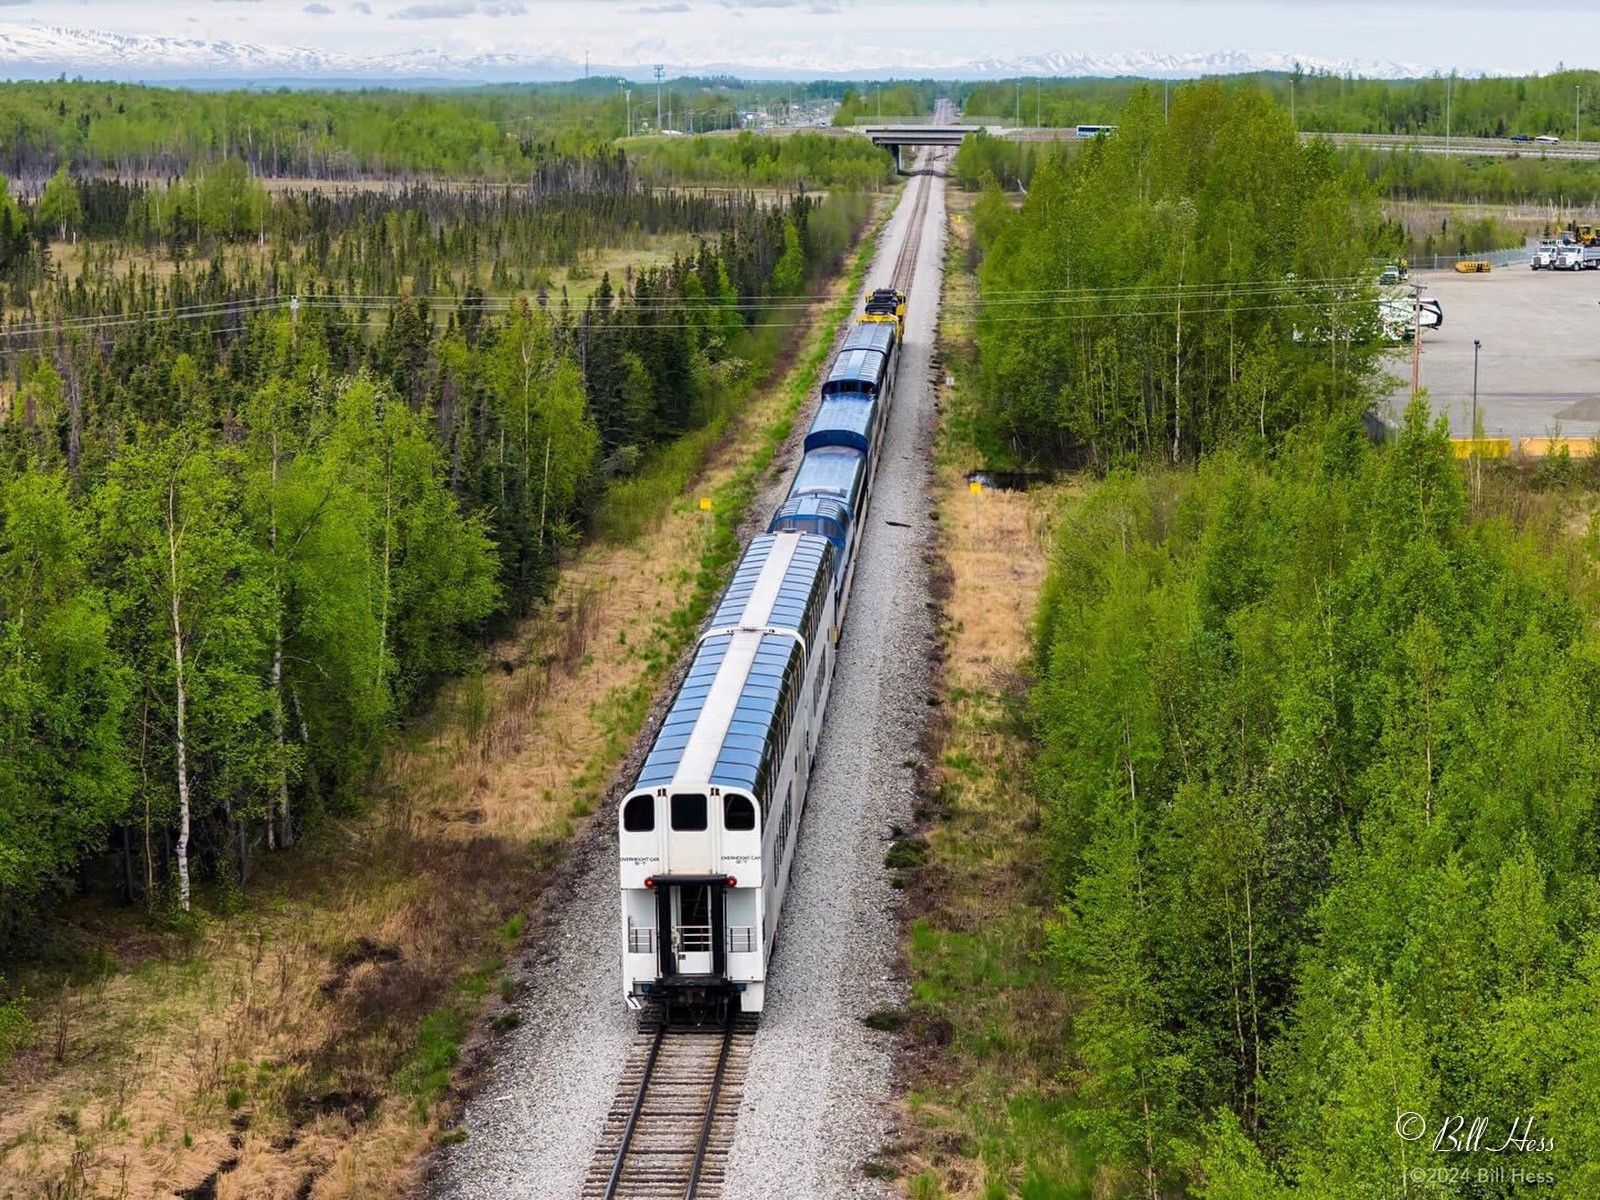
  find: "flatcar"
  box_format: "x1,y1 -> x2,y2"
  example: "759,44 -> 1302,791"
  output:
618,532 -> 838,1013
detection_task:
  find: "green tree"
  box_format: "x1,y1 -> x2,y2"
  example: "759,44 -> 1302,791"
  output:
36,165 -> 83,242
97,427 -> 271,908
0,472 -> 129,928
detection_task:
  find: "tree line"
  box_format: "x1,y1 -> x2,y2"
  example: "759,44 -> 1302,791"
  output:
962,69 -> 1600,142
964,84 -> 1388,470
0,178 -> 870,946
1033,402 -> 1600,1196
627,131 -> 895,189
0,153 -> 797,323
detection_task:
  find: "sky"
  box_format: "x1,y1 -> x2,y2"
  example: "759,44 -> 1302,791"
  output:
21,1 -> 1598,75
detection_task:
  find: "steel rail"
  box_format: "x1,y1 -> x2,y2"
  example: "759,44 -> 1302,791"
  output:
683,1017 -> 737,1199
603,1022 -> 667,1200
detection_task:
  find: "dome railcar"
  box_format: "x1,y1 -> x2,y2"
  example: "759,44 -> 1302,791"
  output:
618,278 -> 909,1014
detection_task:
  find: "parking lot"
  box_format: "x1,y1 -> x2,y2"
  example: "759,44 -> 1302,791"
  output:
1385,263 -> 1600,439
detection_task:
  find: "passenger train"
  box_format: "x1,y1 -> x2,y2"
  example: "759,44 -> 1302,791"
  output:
618,286 -> 906,1013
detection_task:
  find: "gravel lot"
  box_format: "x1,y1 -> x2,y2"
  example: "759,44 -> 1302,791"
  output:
1387,265 -> 1600,438
722,158 -> 945,1200
430,161 -> 944,1200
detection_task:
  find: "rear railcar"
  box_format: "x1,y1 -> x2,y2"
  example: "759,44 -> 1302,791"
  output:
618,532 -> 838,1014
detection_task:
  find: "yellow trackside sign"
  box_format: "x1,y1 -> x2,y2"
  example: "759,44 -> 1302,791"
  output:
969,480 -> 982,494
699,497 -> 712,511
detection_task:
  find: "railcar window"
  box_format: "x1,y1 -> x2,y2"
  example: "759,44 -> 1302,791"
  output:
670,793 -> 708,831
623,794 -> 655,832
724,795 -> 757,831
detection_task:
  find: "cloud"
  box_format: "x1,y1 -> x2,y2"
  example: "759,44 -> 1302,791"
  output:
351,0 -> 370,10
303,1 -> 333,11
480,0 -> 526,12
390,0 -> 475,16
639,2 -> 689,9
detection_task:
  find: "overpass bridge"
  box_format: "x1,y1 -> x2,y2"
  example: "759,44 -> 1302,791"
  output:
861,124 -> 973,171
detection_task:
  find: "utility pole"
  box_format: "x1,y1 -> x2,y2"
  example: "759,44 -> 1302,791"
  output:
1036,76 -> 1042,127
624,87 -> 632,137
1016,78 -> 1021,125
1578,85 -> 1583,141
654,64 -> 664,132
1446,72 -> 1452,155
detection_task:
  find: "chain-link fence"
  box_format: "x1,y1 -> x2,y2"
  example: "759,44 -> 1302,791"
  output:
1412,243 -> 1536,271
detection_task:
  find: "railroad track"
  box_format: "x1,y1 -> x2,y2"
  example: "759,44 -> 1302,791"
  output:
584,1014 -> 758,1200
889,150 -> 937,295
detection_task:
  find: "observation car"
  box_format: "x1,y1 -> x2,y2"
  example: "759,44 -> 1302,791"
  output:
618,532 -> 838,1013
617,271 -> 910,1016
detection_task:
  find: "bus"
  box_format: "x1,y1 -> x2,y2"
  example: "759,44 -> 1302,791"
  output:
1075,124 -> 1117,139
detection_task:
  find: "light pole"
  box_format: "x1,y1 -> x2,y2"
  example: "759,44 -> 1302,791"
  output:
1472,338 -> 1481,436
1578,85 -> 1583,142
1445,72 -> 1451,155
1016,78 -> 1021,126
654,64 -> 664,132
1410,281 -> 1427,399
624,87 -> 632,138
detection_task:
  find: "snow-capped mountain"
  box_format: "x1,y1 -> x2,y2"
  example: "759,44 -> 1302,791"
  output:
973,50 -> 1433,81
0,25 -> 1437,84
0,26 -> 579,82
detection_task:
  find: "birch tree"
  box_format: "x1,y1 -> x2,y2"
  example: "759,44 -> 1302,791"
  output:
98,427 -> 270,910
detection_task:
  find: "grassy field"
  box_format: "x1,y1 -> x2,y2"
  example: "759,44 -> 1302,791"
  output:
890,189 -> 1090,1200
0,196 -> 890,1200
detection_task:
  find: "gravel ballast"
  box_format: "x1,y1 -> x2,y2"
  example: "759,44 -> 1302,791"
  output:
431,161 -> 944,1200
721,160 -> 946,1200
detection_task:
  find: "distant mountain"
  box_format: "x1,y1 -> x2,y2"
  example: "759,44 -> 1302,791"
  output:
970,50 -> 1433,81
0,25 -> 1437,85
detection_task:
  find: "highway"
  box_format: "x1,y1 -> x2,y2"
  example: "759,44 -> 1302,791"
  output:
949,122 -> 1600,160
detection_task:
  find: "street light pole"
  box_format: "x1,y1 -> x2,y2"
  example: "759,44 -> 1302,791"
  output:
1472,338 -> 1481,436
1578,85 -> 1583,142
1410,281 -> 1426,399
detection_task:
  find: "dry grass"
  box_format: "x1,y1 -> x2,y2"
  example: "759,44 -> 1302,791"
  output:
888,192 -> 1088,1200
0,211 -> 879,1199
